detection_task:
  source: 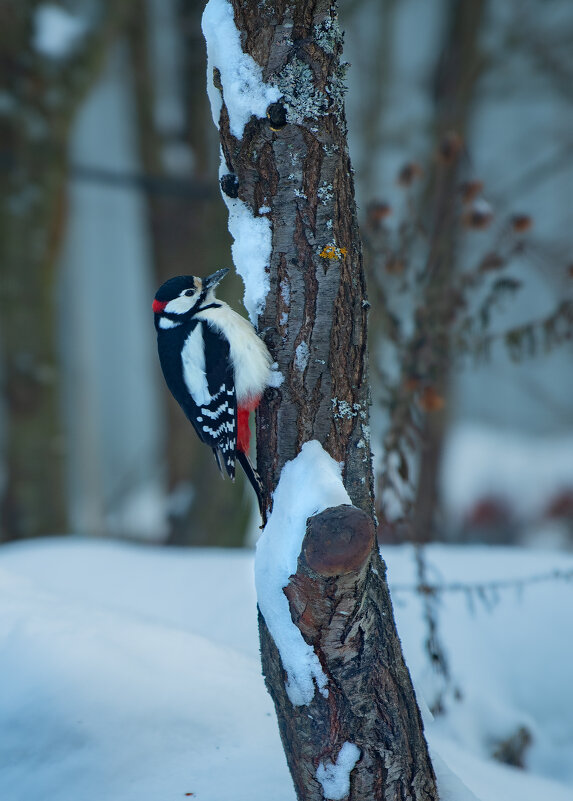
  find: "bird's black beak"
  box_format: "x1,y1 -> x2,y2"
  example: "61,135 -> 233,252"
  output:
203,268 -> 229,291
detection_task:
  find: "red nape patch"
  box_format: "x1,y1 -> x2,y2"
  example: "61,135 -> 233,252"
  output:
152,299 -> 168,313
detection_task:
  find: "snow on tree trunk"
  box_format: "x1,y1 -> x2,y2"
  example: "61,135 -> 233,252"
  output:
202,0 -> 438,798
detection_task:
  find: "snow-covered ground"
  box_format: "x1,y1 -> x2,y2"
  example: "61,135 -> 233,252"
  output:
0,537 -> 572,801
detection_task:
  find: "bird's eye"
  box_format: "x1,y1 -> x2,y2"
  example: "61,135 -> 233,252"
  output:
184,289 -> 194,297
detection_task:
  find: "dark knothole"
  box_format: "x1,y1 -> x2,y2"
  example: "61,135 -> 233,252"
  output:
267,102 -> 287,131
220,173 -> 239,199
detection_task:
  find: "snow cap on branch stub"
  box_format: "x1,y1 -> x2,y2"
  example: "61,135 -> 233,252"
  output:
255,442 -> 352,706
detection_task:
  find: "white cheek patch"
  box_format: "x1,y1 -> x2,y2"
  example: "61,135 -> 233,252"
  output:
159,317 -> 182,329
164,294 -> 196,315
181,323 -> 211,406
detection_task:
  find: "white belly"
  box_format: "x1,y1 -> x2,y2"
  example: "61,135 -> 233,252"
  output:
196,304 -> 272,404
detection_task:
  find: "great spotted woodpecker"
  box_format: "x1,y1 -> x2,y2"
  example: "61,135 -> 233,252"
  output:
153,268 -> 272,516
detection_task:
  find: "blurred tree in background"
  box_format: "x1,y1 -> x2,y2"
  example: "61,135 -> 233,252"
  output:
0,0 -> 137,540
0,0 -> 572,546
344,0 -> 573,547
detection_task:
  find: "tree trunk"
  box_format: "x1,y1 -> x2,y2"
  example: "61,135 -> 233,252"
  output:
260,506 -> 437,800
368,0 -> 486,543
208,0 -> 438,798
412,0 -> 486,543
0,0 -> 136,541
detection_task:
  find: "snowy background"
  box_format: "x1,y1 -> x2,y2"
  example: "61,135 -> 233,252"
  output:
1,537 -> 572,801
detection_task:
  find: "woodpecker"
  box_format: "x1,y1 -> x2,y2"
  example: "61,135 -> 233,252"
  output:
153,268 -> 272,516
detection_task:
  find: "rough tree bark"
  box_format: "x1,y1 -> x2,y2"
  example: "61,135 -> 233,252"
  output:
210,0 -> 438,798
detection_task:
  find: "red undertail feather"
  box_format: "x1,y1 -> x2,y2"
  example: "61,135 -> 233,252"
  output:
236,395 -> 261,454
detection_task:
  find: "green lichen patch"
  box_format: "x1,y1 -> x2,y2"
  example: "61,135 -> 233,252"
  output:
274,50 -> 348,126
314,15 -> 344,56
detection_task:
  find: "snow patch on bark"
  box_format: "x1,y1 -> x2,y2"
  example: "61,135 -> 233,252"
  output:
220,172 -> 272,323
316,742 -> 361,800
202,0 -> 280,322
255,441 -> 352,706
202,0 -> 280,138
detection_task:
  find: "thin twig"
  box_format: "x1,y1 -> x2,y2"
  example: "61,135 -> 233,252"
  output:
391,567 -> 573,596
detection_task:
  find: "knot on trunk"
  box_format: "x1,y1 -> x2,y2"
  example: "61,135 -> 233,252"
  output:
284,505 -> 376,648
303,504 -> 375,577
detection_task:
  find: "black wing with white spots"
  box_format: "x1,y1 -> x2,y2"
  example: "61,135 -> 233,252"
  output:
157,319 -> 237,478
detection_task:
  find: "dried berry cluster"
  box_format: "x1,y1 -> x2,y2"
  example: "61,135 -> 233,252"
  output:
362,131 -> 573,537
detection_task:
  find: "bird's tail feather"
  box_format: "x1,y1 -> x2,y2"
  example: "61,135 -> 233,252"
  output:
213,448 -> 223,474
236,451 -> 265,522
212,447 -> 235,480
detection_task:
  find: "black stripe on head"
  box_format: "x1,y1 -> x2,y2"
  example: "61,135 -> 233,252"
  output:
155,275 -> 199,302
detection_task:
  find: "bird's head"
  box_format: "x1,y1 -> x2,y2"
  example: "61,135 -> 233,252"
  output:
153,268 -> 229,321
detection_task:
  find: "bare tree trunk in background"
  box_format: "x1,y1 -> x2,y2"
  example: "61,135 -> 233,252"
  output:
0,0 -> 135,541
412,0 -> 485,543
210,0 -> 438,797
346,0 -> 398,204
